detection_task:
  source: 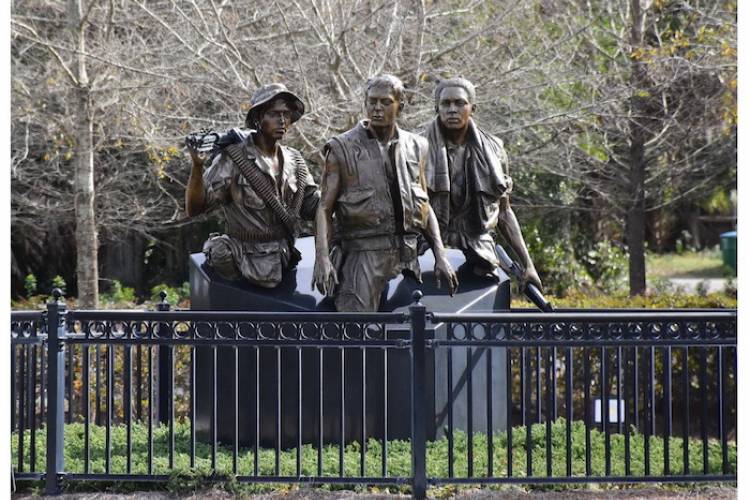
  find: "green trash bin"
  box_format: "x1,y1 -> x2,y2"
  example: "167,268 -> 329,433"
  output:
720,231 -> 736,276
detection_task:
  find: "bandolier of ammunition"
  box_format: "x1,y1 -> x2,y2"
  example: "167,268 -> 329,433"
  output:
224,143 -> 309,240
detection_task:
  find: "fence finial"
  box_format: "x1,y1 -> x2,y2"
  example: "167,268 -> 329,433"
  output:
51,288 -> 63,302
412,290 -> 424,305
159,290 -> 168,304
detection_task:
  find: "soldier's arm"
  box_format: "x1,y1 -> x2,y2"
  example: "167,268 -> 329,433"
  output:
312,148 -> 342,295
496,197 -> 542,291
423,205 -> 458,295
185,147 -> 207,216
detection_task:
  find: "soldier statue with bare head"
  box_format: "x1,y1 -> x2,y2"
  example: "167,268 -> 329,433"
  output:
313,74 -> 458,312
423,77 -> 542,290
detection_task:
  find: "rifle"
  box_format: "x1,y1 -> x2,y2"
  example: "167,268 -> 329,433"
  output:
185,127 -> 251,160
495,244 -> 553,312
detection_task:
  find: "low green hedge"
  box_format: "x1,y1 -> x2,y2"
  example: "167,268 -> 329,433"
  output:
12,418 -> 735,495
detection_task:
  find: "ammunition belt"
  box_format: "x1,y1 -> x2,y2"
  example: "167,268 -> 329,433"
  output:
224,144 -> 309,237
229,227 -> 288,242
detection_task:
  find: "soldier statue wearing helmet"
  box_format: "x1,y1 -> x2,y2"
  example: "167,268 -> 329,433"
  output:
185,83 -> 319,288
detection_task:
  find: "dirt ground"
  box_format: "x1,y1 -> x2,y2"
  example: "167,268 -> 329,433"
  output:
11,485 -> 737,499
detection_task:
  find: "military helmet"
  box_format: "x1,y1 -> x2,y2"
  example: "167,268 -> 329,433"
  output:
245,83 -> 305,127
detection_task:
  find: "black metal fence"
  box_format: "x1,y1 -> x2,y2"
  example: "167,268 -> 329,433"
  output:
11,290 -> 737,498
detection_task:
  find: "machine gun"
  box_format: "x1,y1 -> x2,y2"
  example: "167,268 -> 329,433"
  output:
184,127 -> 251,160
495,244 -> 553,312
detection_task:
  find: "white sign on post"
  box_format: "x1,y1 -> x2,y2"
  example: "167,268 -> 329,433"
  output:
594,399 -> 625,424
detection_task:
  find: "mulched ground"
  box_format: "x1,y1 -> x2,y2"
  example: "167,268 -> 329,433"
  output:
11,485 -> 737,499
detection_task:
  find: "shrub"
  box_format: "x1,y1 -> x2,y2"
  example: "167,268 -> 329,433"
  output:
23,274 -> 37,297
101,280 -> 136,305
150,282 -> 190,307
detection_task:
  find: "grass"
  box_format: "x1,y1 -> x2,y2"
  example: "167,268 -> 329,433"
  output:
647,250 -> 726,279
12,418 -> 736,495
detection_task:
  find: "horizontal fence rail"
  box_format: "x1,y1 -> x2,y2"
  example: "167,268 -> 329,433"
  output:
11,292 -> 736,498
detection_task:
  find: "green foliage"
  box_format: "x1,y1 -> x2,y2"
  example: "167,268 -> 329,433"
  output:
578,240 -> 628,294
23,273 -> 37,297
101,280 -> 136,305
13,419 -> 735,495
523,225 -> 628,297
150,282 -> 190,307
524,226 -> 591,297
51,275 -> 66,294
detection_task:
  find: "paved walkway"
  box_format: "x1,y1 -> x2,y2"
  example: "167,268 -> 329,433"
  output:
665,278 -> 730,294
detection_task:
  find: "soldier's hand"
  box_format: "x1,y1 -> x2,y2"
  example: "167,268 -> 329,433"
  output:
434,257 -> 458,296
313,255 -> 338,297
186,141 -> 207,168
523,265 -> 543,292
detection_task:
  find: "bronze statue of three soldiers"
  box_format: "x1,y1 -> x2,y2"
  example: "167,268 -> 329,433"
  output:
186,76 -> 541,311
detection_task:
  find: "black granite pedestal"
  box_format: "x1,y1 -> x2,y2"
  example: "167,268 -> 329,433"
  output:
191,236 -> 510,448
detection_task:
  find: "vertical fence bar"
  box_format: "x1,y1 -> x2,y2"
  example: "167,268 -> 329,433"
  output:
66,344 -> 73,424
506,345 -> 513,478
148,345 -> 153,475
616,347 -> 623,435
40,344 -> 46,434
211,341 -> 217,471
535,347 -> 541,424
298,347 -> 303,478
682,346 -> 690,475
360,346 -> 366,477
633,343 -> 639,431
157,293 -> 172,427
565,346 -> 572,477
583,346 -> 591,477
136,345 -> 143,421
486,341 -> 493,477
105,341 -> 114,474
466,343 -> 473,477
552,346 -> 558,420
624,347 -> 632,477
718,346 -> 728,474
649,347 -> 656,437
644,346 -> 651,476
545,344 -> 553,477
663,346 -> 672,476
410,292 -> 427,500
447,338 -> 454,478
317,347 -> 323,477
276,346 -> 282,476
190,342 -> 196,469
45,289 -> 66,495
338,346 -> 344,477
124,342 -> 132,474
28,344 -> 37,472
95,345 -> 102,426
17,344 -> 26,472
700,346 -> 708,474
524,344 -> 532,477
382,347 -> 388,478
11,340 -> 16,435
169,339 -> 175,470
233,345 -> 239,475
255,346 -> 260,476
83,344 -> 90,474
602,346 -> 610,476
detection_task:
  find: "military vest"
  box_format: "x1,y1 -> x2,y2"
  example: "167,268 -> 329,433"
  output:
324,121 -> 430,242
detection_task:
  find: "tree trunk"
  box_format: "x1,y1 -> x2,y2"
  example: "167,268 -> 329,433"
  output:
71,0 -> 99,308
627,0 -> 647,296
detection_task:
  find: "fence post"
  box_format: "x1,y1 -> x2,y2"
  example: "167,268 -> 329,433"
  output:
157,291 -> 172,426
45,288 -> 66,495
410,291 -> 427,500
